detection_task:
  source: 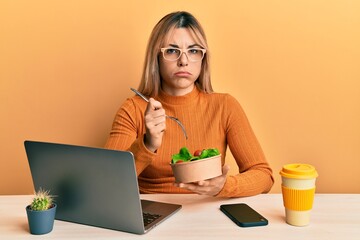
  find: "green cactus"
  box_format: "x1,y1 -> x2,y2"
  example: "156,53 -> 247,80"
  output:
30,188 -> 54,211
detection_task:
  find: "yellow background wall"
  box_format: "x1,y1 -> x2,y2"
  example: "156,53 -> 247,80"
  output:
1,0 -> 359,195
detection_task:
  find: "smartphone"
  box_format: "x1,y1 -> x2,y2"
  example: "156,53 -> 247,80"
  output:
220,203 -> 268,227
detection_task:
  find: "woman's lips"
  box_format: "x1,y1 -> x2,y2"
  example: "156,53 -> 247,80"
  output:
174,71 -> 191,77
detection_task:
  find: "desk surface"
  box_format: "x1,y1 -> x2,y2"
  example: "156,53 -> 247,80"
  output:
1,194 -> 359,239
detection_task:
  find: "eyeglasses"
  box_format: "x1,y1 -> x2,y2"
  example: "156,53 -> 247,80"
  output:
160,47 -> 206,62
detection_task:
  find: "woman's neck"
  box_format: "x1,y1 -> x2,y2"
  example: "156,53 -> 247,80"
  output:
158,86 -> 200,105
161,84 -> 195,96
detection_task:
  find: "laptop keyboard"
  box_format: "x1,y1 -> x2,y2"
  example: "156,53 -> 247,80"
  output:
143,212 -> 162,227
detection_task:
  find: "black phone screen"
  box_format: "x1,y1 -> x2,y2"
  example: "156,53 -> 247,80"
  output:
220,203 -> 268,227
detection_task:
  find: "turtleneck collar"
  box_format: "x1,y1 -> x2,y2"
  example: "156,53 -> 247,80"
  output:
157,86 -> 201,105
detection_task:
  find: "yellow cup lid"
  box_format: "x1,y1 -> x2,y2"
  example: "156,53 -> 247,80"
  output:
279,163 -> 318,179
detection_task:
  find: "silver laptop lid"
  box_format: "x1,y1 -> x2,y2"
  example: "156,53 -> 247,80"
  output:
25,140 -> 146,234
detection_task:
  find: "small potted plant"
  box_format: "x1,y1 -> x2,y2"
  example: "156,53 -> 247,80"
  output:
26,188 -> 57,235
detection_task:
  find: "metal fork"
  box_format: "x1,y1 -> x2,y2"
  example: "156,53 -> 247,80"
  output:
130,88 -> 188,140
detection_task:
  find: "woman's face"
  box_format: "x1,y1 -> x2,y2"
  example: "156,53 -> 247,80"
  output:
159,28 -> 203,96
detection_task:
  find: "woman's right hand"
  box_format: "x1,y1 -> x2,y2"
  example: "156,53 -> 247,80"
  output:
144,98 -> 166,152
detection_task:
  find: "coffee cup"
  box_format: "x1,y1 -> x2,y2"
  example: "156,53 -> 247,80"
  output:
279,163 -> 318,226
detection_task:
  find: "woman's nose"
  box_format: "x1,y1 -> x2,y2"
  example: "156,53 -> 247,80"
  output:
177,52 -> 189,66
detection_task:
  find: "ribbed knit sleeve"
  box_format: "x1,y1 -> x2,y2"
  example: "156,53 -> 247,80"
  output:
216,94 -> 274,197
105,98 -> 157,175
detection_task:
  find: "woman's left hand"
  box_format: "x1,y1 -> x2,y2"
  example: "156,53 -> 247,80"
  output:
174,165 -> 230,196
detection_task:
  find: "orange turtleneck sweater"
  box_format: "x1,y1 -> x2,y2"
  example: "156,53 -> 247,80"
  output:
105,87 -> 274,197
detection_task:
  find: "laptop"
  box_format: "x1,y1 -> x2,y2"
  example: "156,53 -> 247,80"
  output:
24,140 -> 182,234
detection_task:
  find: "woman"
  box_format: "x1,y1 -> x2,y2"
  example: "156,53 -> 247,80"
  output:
105,11 -> 274,197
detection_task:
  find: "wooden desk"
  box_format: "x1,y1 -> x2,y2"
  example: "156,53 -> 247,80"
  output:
0,194 -> 359,239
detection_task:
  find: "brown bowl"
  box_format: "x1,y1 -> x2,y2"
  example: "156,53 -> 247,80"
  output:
170,155 -> 222,183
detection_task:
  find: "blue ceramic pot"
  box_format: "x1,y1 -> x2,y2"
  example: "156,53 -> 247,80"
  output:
26,204 -> 57,235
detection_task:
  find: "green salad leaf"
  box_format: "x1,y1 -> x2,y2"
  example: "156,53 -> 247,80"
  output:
171,147 -> 191,163
171,147 -> 220,164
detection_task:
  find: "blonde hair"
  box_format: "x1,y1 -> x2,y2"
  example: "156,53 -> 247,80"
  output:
138,11 -> 213,97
